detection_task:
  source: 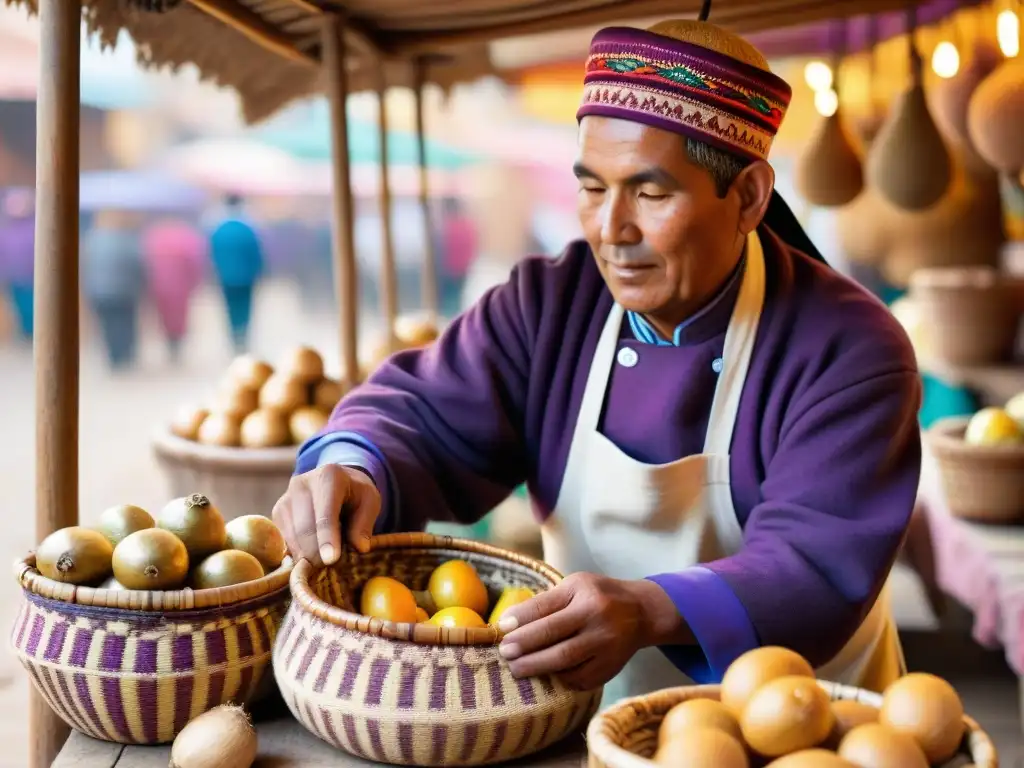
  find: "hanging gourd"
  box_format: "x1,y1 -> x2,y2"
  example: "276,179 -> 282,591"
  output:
795,25 -> 864,207
866,6 -> 952,210
967,4 -> 1024,175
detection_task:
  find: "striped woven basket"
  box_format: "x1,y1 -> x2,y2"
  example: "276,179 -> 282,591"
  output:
273,532 -> 603,766
586,681 -> 998,768
10,553 -> 293,745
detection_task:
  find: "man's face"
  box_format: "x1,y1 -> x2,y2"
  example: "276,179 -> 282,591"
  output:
575,116 -> 745,324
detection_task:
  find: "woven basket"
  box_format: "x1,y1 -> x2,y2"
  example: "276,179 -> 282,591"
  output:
273,533 -> 603,766
586,681 -> 998,768
151,427 -> 297,521
10,553 -> 293,745
908,267 -> 1022,366
926,416 -> 1024,523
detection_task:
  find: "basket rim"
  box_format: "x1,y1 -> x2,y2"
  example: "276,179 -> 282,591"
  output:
926,415 -> 1024,458
151,427 -> 299,471
585,681 -> 997,768
289,532 -> 563,646
15,552 -> 294,611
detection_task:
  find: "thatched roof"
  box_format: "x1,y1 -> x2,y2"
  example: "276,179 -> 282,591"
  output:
7,0 -> 962,123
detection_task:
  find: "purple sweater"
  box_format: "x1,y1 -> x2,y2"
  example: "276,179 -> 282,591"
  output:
297,228 -> 922,682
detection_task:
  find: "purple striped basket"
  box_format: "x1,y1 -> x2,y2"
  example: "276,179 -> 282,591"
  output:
10,553 -> 293,745
273,533 -> 603,766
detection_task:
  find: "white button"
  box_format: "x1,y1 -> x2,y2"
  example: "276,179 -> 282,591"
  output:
712,357 -> 724,373
617,347 -> 639,368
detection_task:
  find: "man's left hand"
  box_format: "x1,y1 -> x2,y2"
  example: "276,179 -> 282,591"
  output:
496,572 -> 687,690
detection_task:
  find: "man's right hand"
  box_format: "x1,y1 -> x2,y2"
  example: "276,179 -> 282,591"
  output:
272,464 -> 382,567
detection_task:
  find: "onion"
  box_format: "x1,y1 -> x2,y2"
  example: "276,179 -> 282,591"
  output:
95,504 -> 154,547
239,409 -> 290,449
157,494 -> 226,560
224,515 -> 287,571
192,550 -> 265,590
213,384 -> 260,421
36,527 -> 114,585
169,704 -> 257,768
313,378 -> 344,412
281,346 -> 324,384
112,528 -> 189,590
170,405 -> 209,441
289,407 -> 329,445
196,412 -> 242,447
225,355 -> 274,391
258,373 -> 308,415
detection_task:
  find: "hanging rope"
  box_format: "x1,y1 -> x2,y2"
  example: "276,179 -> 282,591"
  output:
830,20 -> 847,99
698,0 -> 713,22
907,4 -> 923,85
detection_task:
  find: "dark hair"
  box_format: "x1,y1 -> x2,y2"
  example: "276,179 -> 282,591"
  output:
685,137 -> 749,198
224,193 -> 244,207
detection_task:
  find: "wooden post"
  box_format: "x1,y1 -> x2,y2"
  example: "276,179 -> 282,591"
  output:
30,0 -> 80,765
376,71 -> 399,348
322,15 -> 360,385
413,57 -> 439,321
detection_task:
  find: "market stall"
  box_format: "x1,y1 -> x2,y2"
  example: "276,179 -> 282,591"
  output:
11,0 -> 1021,766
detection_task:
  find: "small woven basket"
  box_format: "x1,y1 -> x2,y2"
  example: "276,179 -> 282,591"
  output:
926,416 -> 1024,523
586,681 -> 998,768
151,427 -> 297,521
10,553 -> 293,745
273,533 -> 602,766
909,267 -> 1022,366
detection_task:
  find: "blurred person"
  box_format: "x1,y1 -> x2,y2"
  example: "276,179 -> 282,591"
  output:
438,196 -> 478,316
82,209 -> 146,370
275,18 -> 921,706
208,193 -> 264,352
0,189 -> 36,341
141,216 -> 208,362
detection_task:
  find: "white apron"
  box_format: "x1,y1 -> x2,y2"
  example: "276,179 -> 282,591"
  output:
539,231 -> 905,705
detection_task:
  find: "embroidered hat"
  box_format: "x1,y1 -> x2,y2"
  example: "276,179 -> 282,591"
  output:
576,20 -> 793,162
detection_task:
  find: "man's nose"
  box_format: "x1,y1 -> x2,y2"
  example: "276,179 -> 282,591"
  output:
599,193 -> 641,245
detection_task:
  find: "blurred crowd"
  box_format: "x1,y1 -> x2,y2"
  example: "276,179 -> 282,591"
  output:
0,188 -> 481,370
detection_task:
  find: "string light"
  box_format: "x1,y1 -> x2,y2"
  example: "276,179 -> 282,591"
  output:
931,41 -> 961,78
997,9 -> 1020,57
804,61 -> 834,92
814,88 -> 839,117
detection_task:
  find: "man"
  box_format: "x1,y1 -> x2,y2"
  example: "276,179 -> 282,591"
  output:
208,194 -> 264,352
273,18 -> 921,702
142,216 -> 207,361
0,189 -> 35,341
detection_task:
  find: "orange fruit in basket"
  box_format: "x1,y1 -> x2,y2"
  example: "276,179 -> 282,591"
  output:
360,576 -> 418,624
415,607 -> 430,623
428,560 -> 489,616
428,607 -> 487,629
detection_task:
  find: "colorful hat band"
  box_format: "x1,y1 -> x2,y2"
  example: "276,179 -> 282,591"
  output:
576,27 -> 793,162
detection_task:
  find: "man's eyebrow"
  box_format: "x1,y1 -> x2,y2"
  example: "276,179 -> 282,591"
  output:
572,163 -> 680,188
572,162 -> 599,180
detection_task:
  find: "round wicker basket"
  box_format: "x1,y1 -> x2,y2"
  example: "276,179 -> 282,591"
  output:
586,681 -> 997,768
151,427 -> 297,521
926,416 -> 1024,523
10,553 -> 293,745
909,267 -> 1022,366
273,533 -> 602,766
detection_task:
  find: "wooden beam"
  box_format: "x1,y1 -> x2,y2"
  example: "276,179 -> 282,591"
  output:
30,0 -> 80,763
277,0 -> 384,55
376,71 -> 400,348
323,14 -> 360,386
187,0 -> 318,67
413,57 -> 438,320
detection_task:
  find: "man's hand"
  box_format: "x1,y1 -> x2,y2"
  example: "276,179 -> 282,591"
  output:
496,572 -> 691,690
272,464 -> 381,567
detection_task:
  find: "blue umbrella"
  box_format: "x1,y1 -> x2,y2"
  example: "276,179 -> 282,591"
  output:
79,170 -> 208,212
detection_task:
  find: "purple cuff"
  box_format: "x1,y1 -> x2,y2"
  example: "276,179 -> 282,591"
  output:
296,432 -> 395,534
646,566 -> 760,684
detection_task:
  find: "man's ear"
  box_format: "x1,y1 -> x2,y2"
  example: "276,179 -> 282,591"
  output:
732,161 -> 774,235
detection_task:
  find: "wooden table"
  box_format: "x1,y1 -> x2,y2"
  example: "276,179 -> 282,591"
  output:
53,696 -> 589,767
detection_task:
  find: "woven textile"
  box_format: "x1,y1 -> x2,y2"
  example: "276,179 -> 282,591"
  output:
10,588 -> 289,744
274,546 -> 602,765
577,26 -> 792,162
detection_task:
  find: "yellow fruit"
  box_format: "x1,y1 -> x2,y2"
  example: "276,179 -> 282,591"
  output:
964,407 -> 1022,446
488,586 -> 534,625
360,576 -> 418,624
428,559 -> 489,616
1006,392 -> 1024,426
429,607 -> 487,629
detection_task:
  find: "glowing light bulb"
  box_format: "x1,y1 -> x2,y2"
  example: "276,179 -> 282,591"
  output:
814,88 -> 839,117
998,9 -> 1019,57
804,61 -> 834,92
931,41 -> 961,78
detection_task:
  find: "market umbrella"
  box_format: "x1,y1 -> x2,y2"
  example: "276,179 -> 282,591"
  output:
78,169 -> 208,212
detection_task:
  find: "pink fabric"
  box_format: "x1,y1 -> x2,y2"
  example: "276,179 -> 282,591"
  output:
142,220 -> 207,338
919,462 -> 1024,675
